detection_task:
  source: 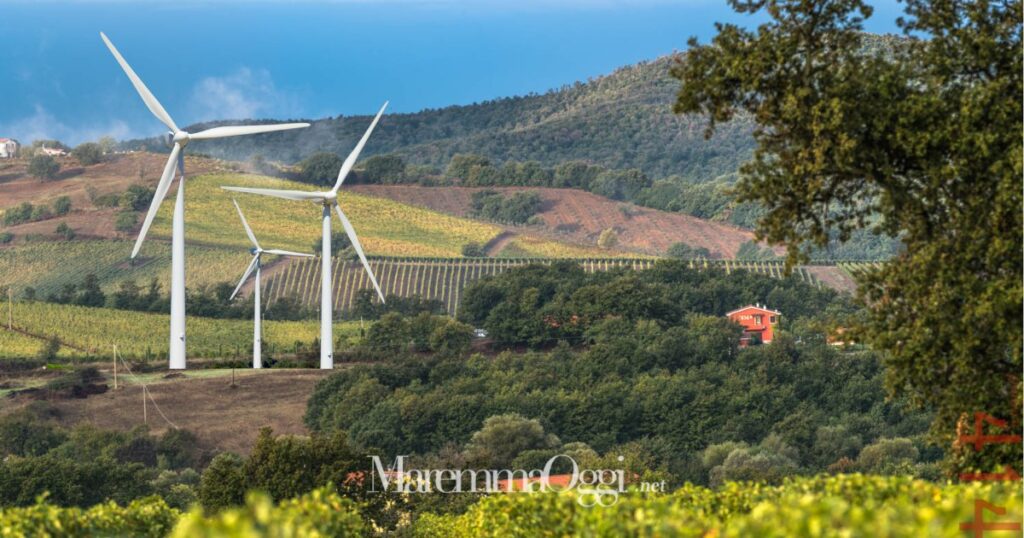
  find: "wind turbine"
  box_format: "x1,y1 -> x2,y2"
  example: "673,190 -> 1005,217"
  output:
223,102 -> 388,370
100,32 -> 310,369
228,199 -> 313,368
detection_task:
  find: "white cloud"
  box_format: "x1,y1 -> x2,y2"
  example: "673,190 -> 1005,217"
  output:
189,67 -> 301,122
0,105 -> 138,146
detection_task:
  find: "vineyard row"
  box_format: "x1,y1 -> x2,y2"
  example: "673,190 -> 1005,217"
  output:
263,257 -> 824,317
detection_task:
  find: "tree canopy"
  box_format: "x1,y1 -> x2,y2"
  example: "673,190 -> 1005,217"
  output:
672,0 -> 1021,472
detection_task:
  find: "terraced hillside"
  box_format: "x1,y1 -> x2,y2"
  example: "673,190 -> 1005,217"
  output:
263,257 -> 827,317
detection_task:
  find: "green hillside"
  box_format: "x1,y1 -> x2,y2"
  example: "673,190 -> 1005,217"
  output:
129,56 -> 755,182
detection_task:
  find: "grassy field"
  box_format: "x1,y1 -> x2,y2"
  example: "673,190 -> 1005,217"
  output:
0,239 -> 250,297
1,301 -> 364,360
147,174 -> 503,257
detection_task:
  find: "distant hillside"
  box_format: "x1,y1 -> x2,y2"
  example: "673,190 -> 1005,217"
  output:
127,55 -> 755,182
350,185 -> 765,258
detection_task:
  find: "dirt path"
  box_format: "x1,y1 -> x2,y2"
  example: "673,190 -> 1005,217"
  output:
482,231 -> 517,256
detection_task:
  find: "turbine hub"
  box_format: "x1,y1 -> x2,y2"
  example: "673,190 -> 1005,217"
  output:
172,131 -> 191,147
251,247 -> 260,256
323,191 -> 337,202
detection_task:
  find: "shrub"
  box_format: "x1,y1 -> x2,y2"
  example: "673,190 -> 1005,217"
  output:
115,211 -> 138,233
28,154 -> 60,180
461,242 -> 486,257
72,142 -> 104,165
298,152 -> 344,186
53,195 -> 72,215
55,221 -> 75,240
0,231 -> 13,244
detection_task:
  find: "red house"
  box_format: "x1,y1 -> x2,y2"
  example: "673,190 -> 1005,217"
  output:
726,304 -> 781,346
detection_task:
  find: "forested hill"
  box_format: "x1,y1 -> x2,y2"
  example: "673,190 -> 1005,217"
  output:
129,55 -> 756,182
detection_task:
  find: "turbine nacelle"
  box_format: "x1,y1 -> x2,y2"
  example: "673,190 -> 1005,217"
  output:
172,131 -> 191,147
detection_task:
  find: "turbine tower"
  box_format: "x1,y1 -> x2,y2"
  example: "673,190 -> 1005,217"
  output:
100,32 -> 310,369
228,199 -> 313,368
223,102 -> 388,369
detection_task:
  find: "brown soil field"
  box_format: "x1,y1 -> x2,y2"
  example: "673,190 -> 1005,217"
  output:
349,185 -> 767,258
4,369 -> 330,455
0,152 -> 235,239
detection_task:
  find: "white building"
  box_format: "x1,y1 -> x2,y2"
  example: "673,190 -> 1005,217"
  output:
0,138 -> 19,159
40,146 -> 67,157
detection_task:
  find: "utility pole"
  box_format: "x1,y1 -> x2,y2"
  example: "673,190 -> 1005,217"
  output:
143,385 -> 147,424
113,345 -> 118,390
7,287 -> 12,330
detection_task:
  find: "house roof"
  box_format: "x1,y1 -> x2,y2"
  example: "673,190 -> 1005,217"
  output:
0,138 -> 16,143
725,304 -> 782,317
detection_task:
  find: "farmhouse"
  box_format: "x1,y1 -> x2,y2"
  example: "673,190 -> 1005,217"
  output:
0,138 -> 19,159
40,146 -> 67,157
726,304 -> 781,346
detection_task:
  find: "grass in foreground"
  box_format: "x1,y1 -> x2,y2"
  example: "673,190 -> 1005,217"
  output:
0,475 -> 1017,537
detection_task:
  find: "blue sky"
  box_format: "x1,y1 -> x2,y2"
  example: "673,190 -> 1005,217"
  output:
0,1 -> 905,145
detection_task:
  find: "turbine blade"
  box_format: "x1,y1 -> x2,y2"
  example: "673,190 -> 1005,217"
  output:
263,249 -> 315,258
332,101 -> 388,192
231,198 -> 260,249
221,186 -> 325,201
131,143 -> 181,258
190,123 -> 310,140
99,32 -> 178,132
334,203 -> 384,303
230,255 -> 260,301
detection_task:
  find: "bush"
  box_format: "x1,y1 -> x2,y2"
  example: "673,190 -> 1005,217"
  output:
856,437 -> 920,473
115,211 -> 138,233
298,152 -> 344,186
667,242 -> 711,259
0,231 -> 13,244
173,487 -> 365,537
72,142 -> 104,165
3,202 -> 34,226
461,242 -> 486,257
28,154 -> 60,180
55,221 -> 75,240
53,195 -> 72,216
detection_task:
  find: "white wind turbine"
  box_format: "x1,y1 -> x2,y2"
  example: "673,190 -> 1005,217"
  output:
100,32 -> 310,369
223,102 -> 388,370
228,199 -> 313,368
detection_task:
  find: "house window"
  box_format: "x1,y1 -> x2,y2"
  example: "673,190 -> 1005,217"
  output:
769,316 -> 776,323
754,315 -> 762,325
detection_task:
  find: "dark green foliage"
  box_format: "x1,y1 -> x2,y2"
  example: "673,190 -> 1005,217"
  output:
52,196 -> 72,216
298,152 -> 344,186
197,429 -> 361,511
359,154 -> 407,184
71,142 -> 104,165
351,289 -> 445,321
120,185 -> 155,211
3,202 -> 34,226
311,231 -> 350,255
469,190 -> 542,224
463,413 -> 560,468
672,0 -> 1021,473
115,211 -> 138,232
55,222 -> 75,240
27,155 -> 60,180
459,261 -> 834,348
198,453 -> 245,511
460,242 -> 485,258
0,232 -> 12,244
666,242 -> 711,259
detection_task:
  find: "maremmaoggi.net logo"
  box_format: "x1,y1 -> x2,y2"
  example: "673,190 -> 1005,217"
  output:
366,454 -> 658,507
